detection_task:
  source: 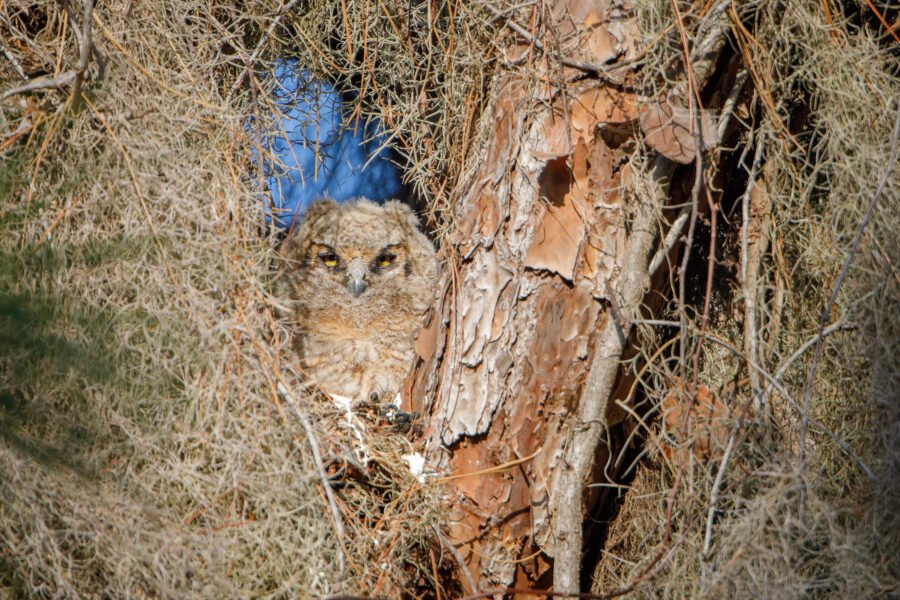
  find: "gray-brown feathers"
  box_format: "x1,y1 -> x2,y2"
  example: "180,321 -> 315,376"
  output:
278,199 -> 438,399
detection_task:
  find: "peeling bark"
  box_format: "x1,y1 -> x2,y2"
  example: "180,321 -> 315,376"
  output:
405,0 -> 727,591
405,1 -> 642,590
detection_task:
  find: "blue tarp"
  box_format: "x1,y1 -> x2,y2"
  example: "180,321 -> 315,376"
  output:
255,60 -> 403,229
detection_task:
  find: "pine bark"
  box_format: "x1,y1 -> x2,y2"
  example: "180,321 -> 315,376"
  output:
406,0 -> 729,591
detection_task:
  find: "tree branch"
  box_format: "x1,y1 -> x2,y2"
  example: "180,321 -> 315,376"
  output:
1,0 -> 95,102
799,102 -> 900,468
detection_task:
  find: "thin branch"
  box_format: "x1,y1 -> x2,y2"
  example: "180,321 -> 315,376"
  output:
225,0 -> 305,103
70,0 -> 95,102
701,333 -> 880,483
485,4 -> 627,79
435,526 -> 477,595
649,205 -> 690,275
648,68 -> 747,276
1,0 -> 95,102
799,102 -> 900,468
740,133 -> 767,410
773,321 -> 857,382
1,71 -> 77,101
677,105 -> 703,383
277,382 -> 348,577
702,395 -> 753,556
0,40 -> 28,81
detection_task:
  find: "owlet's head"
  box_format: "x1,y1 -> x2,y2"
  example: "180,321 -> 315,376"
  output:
280,199 -> 437,317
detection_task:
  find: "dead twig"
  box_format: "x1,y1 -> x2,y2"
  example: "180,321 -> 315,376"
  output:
1,71 -> 78,101
799,102 -> 900,469
740,133 -> 768,410
773,321 -> 857,382
0,40 -> 28,81
225,0 -> 305,103
648,68 -> 748,276
1,0 -> 95,102
70,0 -> 95,103
701,333 -> 880,484
485,4 -> 627,79
278,382 -> 348,577
435,526 -> 477,595
702,393 -> 754,556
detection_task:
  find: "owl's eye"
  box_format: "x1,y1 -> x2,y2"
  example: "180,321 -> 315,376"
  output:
375,253 -> 396,268
319,252 -> 340,268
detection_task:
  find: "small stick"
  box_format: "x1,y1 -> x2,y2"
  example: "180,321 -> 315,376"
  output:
701,333 -> 880,483
278,382 -> 348,577
0,40 -> 28,81
702,395 -> 753,556
2,0 -> 95,102
773,321 -> 856,382
799,103 -> 900,469
434,526 -> 477,595
70,0 -> 95,102
1,71 -> 77,101
485,4 -> 626,79
648,68 -> 748,276
740,133 -> 767,409
704,319 -> 857,555
225,0 -> 304,103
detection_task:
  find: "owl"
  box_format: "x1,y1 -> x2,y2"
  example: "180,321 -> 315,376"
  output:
278,198 -> 438,402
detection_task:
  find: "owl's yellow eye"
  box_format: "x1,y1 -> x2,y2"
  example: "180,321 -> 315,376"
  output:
376,253 -> 396,268
319,252 -> 339,268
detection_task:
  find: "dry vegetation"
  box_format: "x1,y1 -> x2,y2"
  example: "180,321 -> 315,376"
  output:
0,0 -> 898,598
0,0 -> 475,596
591,1 -> 900,598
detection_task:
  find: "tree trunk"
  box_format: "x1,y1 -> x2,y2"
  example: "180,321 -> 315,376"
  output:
405,0 -> 730,592
405,0 -> 642,591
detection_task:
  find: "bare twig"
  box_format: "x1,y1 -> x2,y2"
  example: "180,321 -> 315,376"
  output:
70,0 -> 95,102
717,69 -> 749,141
278,382 -> 348,577
1,71 -> 77,101
0,40 -> 28,81
701,333 -> 880,483
702,395 -> 753,556
225,0 -> 305,103
773,321 -> 857,382
740,133 -> 768,410
434,526 -> 477,594
1,0 -> 95,103
677,103 -> 704,383
799,103 -> 900,468
648,68 -> 748,276
649,205 -> 690,275
485,4 -> 627,79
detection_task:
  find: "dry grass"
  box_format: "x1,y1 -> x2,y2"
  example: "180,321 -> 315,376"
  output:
0,0 -> 476,596
2,0 -> 898,597
593,1 -> 900,598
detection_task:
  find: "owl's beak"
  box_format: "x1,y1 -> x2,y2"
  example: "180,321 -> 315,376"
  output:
346,257 -> 368,297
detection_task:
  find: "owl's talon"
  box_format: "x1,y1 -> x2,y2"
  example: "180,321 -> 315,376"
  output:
379,403 -> 399,420
378,403 -> 416,426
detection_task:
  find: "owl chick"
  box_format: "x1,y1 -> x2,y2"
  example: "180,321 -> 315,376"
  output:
278,198 -> 438,401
